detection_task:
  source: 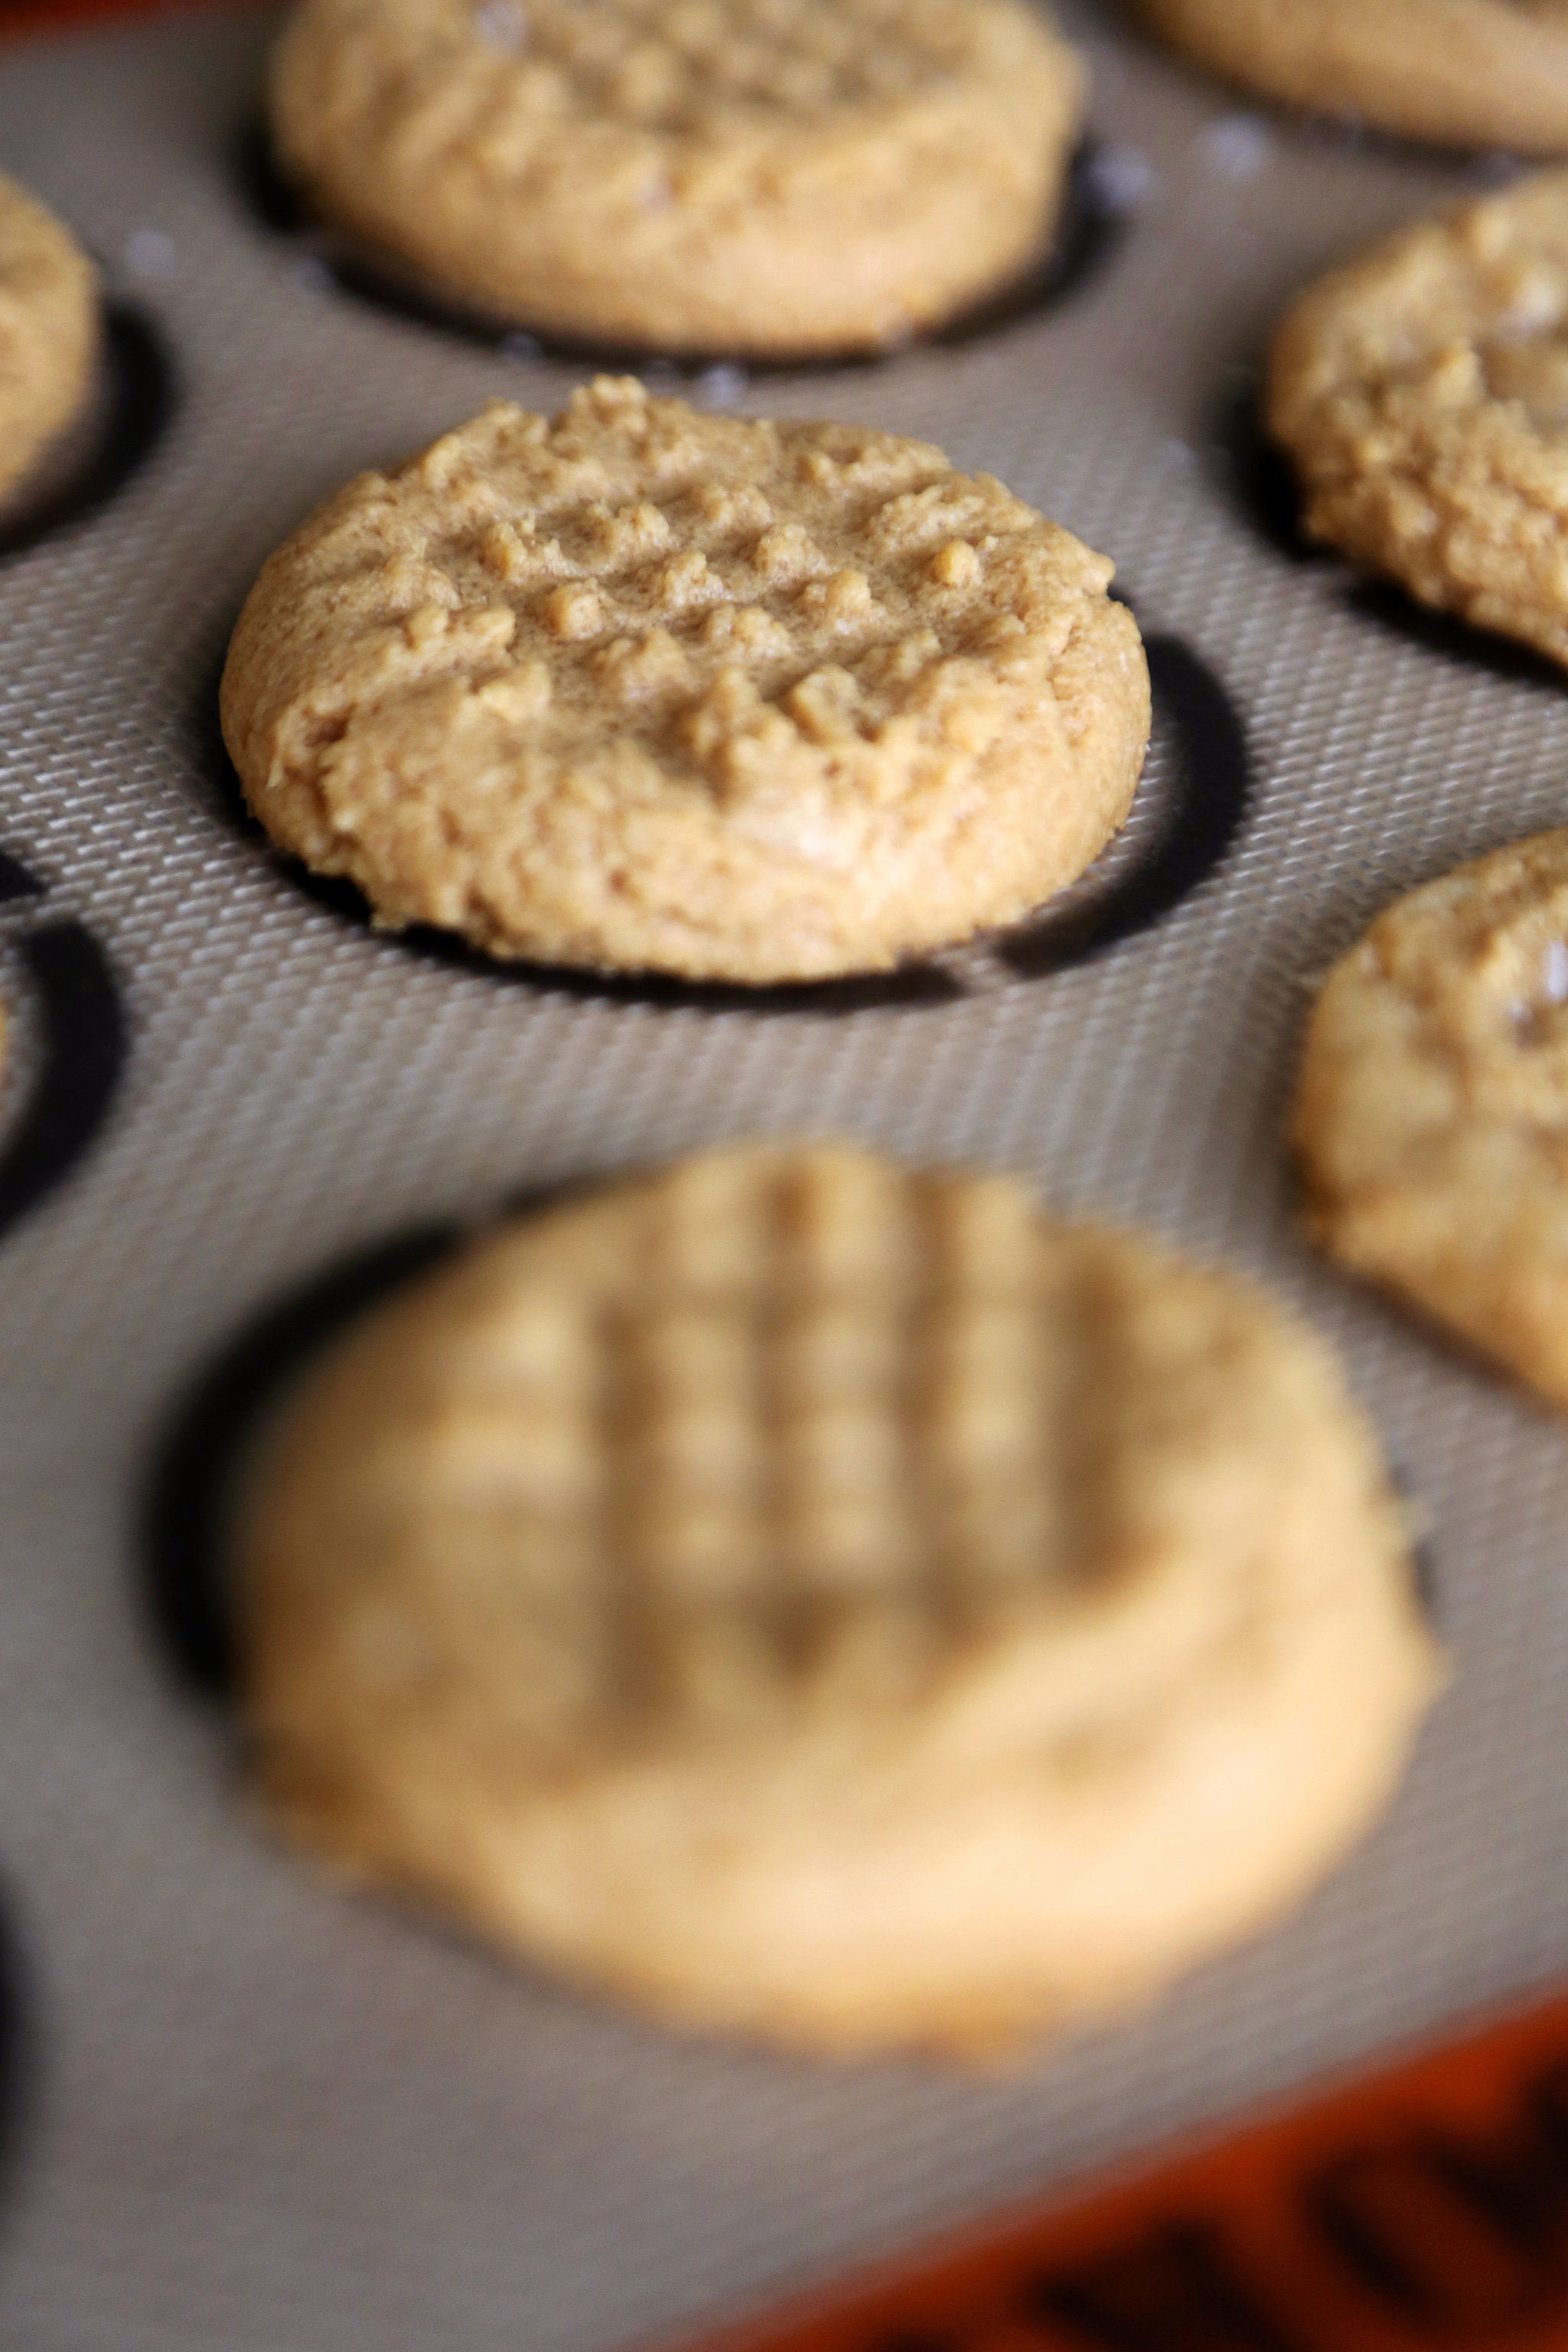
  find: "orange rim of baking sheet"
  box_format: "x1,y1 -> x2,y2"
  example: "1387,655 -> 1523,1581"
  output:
666,1988 -> 1568,2352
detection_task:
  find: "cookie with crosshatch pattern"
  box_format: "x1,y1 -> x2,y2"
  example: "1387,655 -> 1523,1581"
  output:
0,172 -> 97,510
268,0 -> 1085,358
219,378 -> 1151,982
1133,0 -> 1568,153
1269,172 -> 1568,671
1297,825 -> 1568,1410
238,1142 -> 1440,2056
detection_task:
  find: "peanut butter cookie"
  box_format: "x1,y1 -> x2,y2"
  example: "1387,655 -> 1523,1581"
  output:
1297,828 -> 1568,1409
0,173 -> 97,510
268,0 -> 1085,358
240,1142 -> 1440,2058
220,380 -> 1150,982
1133,0 -> 1568,153
1269,173 -> 1568,668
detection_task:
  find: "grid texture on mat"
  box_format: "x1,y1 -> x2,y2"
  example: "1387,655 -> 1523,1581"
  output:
0,6 -> 1566,2350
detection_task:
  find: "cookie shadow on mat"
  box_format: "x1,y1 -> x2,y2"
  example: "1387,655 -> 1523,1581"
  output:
140,1181 -> 596,1702
0,1887 -> 38,2238
234,120 -> 1128,374
139,1223 -> 463,1703
0,302 -> 174,560
0,850 -> 127,1246
1210,374 -> 1567,692
992,632 -> 1250,980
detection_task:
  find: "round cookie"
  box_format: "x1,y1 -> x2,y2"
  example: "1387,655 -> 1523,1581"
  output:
268,0 -> 1085,358
1269,172 -> 1568,669
238,1142 -> 1441,2058
1132,0 -> 1568,153
0,172 -> 97,510
220,379 -> 1151,983
1297,828 -> 1568,1410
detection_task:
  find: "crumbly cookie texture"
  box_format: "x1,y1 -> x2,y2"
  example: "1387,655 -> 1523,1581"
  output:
269,0 -> 1084,357
1297,828 -> 1568,1410
0,172 -> 97,508
1269,173 -> 1568,669
240,1141 -> 1440,2059
1133,0 -> 1568,152
220,381 -> 1149,982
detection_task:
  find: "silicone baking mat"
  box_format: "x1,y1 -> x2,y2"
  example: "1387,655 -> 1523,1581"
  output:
2,5 -> 1568,2347
689,1989 -> 1568,2351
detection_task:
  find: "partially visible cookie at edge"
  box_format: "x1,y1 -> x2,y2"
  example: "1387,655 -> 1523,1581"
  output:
0,172 -> 98,511
1269,172 -> 1568,668
1297,826 -> 1568,1410
1132,0 -> 1568,153
237,1140 -> 1442,2058
220,378 -> 1151,983
268,0 -> 1086,358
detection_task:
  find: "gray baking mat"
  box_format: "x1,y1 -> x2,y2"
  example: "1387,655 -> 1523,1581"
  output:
2,6 -> 1568,2348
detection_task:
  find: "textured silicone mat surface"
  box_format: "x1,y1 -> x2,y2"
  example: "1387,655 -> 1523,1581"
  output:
1,7 -> 1566,2348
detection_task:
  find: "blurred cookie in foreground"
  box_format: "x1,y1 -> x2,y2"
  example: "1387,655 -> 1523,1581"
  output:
238,1142 -> 1441,2058
220,378 -> 1150,983
1298,827 -> 1568,1410
0,172 -> 97,512
267,0 -> 1085,358
1269,173 -> 1568,669
1133,0 -> 1568,152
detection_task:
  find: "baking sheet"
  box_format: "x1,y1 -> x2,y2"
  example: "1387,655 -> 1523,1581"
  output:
2,8 -> 1568,2347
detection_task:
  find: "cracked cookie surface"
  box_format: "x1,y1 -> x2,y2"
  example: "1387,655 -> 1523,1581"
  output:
1269,173 -> 1568,668
0,172 -> 96,509
269,0 -> 1084,356
1134,0 -> 1568,152
240,1140 -> 1439,2057
1297,828 -> 1568,1409
220,378 -> 1149,982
